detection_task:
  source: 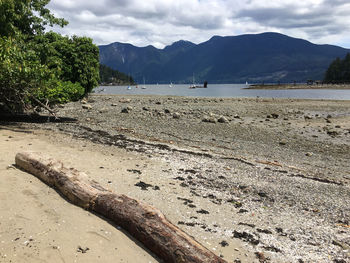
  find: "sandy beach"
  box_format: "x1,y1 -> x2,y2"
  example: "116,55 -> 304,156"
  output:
1,94 -> 349,263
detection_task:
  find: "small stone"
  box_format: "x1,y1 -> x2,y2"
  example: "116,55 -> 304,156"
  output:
196,209 -> 209,214
77,246 -> 89,253
121,106 -> 132,113
327,129 -> 339,136
279,140 -> 287,145
219,240 -> 229,247
218,116 -> 229,123
111,103 -> 118,106
82,104 -> 92,110
173,112 -> 181,119
164,109 -> 170,114
305,152 -> 313,157
271,113 -> 279,119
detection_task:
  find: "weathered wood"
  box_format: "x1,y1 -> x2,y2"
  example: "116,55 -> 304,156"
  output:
15,152 -> 226,263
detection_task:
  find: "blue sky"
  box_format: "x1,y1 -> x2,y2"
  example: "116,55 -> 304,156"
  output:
47,0 -> 350,49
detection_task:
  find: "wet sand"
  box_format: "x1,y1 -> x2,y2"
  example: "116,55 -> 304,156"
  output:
1,94 -> 349,262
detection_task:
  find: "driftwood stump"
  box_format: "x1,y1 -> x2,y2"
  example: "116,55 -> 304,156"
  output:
15,152 -> 226,263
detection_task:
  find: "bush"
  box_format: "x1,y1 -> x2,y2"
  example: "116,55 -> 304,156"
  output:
33,80 -> 85,104
0,34 -> 52,112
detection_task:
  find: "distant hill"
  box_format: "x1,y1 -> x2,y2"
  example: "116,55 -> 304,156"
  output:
99,64 -> 135,85
99,32 -> 350,84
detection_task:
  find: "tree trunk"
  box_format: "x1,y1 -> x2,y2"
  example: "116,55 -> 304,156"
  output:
15,152 -> 226,263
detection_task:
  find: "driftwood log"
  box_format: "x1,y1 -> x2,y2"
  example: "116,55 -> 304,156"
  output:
15,152 -> 226,263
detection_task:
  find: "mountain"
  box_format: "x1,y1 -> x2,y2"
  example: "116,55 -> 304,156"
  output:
99,32 -> 350,84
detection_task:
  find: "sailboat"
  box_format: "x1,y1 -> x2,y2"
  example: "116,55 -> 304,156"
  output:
141,77 -> 146,89
189,73 -> 197,89
169,82 -> 173,88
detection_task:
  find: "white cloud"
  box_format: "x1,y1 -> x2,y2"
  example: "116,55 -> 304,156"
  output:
47,0 -> 350,48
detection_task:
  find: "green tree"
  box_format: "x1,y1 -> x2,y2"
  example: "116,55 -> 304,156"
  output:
0,0 -> 99,113
0,0 -> 67,37
34,32 -> 99,95
0,34 -> 52,112
99,64 -> 135,85
324,53 -> 350,84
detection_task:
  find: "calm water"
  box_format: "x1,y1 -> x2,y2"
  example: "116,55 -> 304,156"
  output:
94,84 -> 350,100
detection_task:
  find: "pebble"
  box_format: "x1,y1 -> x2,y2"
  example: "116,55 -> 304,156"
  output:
82,104 -> 92,110
218,116 -> 229,123
173,112 -> 181,119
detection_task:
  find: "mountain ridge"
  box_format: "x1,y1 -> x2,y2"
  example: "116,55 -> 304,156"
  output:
99,32 -> 350,84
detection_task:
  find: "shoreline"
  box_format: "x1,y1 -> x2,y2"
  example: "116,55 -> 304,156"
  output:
245,83 -> 350,90
1,94 -> 349,262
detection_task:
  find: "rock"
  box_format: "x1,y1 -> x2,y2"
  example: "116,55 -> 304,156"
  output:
81,98 -> 88,104
99,108 -> 108,113
77,246 -> 90,253
127,169 -> 142,174
207,116 -> 217,123
173,112 -> 181,119
155,101 -> 161,105
233,231 -> 260,245
82,104 -> 92,110
135,181 -> 153,190
258,192 -> 268,198
304,115 -> 313,120
257,228 -> 272,234
121,106 -> 132,113
279,140 -> 287,145
305,152 -> 313,157
196,209 -> 209,214
271,113 -> 279,119
142,106 -> 150,111
233,114 -> 240,119
327,129 -> 339,136
111,103 -> 118,106
164,109 -> 171,114
218,116 -> 229,123
219,240 -> 229,247
119,98 -> 131,103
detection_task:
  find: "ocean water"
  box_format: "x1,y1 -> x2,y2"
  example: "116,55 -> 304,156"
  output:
94,84 -> 350,100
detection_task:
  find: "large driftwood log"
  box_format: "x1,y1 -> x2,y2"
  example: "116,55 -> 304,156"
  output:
15,152 -> 226,263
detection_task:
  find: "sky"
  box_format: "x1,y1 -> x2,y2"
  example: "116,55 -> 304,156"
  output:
47,0 -> 350,49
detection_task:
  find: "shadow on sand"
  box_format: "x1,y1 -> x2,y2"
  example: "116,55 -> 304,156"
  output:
0,114 -> 77,124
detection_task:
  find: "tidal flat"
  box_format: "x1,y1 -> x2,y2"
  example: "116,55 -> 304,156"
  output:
2,94 -> 349,263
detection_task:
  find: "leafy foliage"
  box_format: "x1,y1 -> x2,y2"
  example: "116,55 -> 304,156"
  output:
34,32 -> 100,94
33,80 -> 84,104
99,64 -> 135,85
324,53 -> 350,83
0,0 -> 67,37
0,34 -> 51,112
0,0 -> 99,113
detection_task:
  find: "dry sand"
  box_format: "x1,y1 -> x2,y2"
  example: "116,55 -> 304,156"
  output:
0,127 -> 161,263
1,94 -> 350,263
